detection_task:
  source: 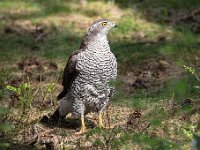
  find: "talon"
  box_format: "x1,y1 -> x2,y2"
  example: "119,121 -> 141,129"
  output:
98,113 -> 114,129
75,115 -> 87,134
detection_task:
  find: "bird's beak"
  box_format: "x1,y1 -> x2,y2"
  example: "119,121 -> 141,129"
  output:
112,22 -> 117,28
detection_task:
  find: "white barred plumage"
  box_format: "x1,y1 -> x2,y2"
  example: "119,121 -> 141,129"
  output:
51,19 -> 117,134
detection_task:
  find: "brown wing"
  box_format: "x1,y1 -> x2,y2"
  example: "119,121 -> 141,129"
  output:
57,49 -> 82,100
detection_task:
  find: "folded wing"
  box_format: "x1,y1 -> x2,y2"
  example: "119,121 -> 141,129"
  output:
57,50 -> 83,100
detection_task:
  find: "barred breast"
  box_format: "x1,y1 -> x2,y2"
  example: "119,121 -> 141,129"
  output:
70,48 -> 117,99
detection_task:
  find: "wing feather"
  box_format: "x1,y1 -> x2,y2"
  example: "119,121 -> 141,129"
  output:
57,49 -> 82,100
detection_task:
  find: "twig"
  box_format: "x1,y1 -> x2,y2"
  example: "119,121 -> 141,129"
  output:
177,9 -> 200,22
27,125 -> 39,146
26,124 -> 53,146
140,122 -> 150,133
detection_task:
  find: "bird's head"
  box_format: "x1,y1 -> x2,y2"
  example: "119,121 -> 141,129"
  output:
87,19 -> 117,37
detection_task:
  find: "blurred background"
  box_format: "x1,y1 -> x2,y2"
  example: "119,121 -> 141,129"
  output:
0,0 -> 200,149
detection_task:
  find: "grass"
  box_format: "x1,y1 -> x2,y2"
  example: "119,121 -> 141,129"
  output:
0,0 -> 200,149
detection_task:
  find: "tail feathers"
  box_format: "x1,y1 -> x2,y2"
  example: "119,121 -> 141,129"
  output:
59,98 -> 73,116
49,108 -> 61,121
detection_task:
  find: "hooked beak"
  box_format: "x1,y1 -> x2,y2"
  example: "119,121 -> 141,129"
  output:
111,22 -> 117,28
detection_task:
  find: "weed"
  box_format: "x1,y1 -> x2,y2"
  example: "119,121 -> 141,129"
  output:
40,82 -> 56,107
0,106 -> 13,150
0,68 -> 13,150
85,127 -> 175,149
0,0 -> 200,149
0,68 -> 12,99
184,65 -> 200,94
6,82 -> 37,114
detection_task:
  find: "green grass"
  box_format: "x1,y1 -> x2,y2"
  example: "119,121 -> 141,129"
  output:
0,0 -> 200,149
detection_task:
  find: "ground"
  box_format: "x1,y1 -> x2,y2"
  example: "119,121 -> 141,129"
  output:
0,0 -> 200,149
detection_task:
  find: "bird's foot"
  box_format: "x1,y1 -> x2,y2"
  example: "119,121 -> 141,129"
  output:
75,126 -> 87,135
106,125 -> 114,129
98,122 -> 106,128
98,113 -> 112,129
98,123 -> 114,129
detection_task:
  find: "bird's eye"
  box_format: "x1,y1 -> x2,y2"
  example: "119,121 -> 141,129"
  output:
102,22 -> 107,26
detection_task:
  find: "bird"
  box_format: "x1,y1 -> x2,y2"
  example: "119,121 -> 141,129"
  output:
50,19 -> 117,134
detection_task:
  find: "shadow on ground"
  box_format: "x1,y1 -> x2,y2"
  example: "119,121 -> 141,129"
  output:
40,115 -> 95,130
109,0 -> 200,32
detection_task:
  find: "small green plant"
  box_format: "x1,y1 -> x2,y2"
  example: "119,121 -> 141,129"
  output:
0,107 -> 13,150
181,124 -> 196,140
0,68 -> 13,150
85,128 -> 123,150
40,82 -> 56,107
183,65 -> 200,81
183,65 -> 200,92
0,68 -> 12,99
6,82 -> 37,114
85,127 -> 174,150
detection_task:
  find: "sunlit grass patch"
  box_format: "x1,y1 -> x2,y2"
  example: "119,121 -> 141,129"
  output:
81,1 -> 123,19
0,0 -> 42,20
0,0 -> 41,12
0,0 -> 200,149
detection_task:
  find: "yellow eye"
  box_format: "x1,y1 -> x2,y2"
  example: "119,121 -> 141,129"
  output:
102,22 -> 107,26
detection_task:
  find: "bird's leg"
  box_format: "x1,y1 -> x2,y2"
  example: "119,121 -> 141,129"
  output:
75,114 -> 86,134
98,112 -> 105,128
80,114 -> 86,132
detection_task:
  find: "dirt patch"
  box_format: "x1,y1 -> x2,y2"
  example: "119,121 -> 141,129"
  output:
16,56 -> 58,82
12,98 -> 199,149
4,21 -> 50,50
8,105 -> 134,149
169,9 -> 200,33
120,57 -> 182,93
18,56 -> 44,72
